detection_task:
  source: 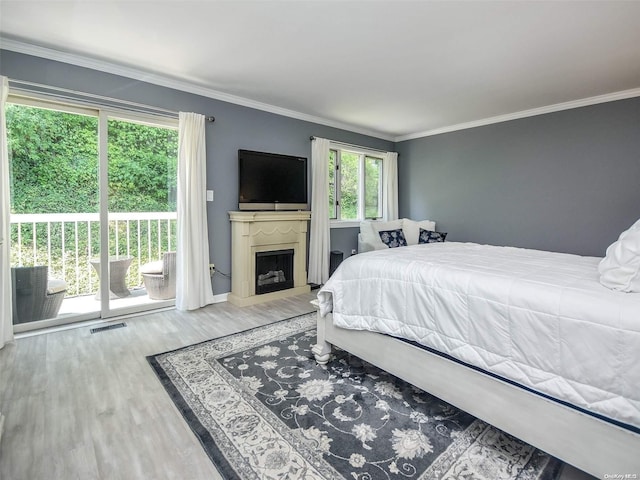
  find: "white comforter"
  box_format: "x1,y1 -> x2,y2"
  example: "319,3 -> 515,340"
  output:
317,242 -> 640,430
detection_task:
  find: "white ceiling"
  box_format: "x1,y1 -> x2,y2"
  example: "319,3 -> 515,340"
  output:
1,1 -> 640,141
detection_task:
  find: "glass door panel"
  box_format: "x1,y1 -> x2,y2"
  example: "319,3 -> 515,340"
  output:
104,116 -> 178,317
7,102 -> 102,329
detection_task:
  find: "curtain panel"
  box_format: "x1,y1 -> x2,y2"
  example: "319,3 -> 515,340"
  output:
176,112 -> 215,310
0,76 -> 14,348
308,137 -> 331,285
383,151 -> 399,221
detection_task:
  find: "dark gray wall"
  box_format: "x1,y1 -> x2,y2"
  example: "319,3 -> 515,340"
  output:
0,50 -> 392,294
396,98 -> 640,257
329,228 -> 359,261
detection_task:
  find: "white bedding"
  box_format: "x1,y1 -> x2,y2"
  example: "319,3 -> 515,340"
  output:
317,242 -> 640,430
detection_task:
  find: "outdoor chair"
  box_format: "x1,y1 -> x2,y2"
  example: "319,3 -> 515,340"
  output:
140,251 -> 176,300
11,266 -> 67,324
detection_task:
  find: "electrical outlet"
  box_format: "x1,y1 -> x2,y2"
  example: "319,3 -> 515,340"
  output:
209,264 -> 216,276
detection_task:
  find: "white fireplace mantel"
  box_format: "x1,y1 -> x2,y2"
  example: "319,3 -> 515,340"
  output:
227,211 -> 311,307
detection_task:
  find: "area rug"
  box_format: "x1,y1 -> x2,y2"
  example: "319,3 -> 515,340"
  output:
148,312 -> 563,480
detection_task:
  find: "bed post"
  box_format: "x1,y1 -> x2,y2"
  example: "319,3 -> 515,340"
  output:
311,302 -> 332,364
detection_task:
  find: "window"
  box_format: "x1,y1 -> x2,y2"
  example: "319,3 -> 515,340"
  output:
329,145 -> 384,223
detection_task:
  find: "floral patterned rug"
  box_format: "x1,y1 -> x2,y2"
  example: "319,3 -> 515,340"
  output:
148,312 -> 563,480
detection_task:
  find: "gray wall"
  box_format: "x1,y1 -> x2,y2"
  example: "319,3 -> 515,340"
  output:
396,98 -> 640,257
330,228 -> 359,259
0,50 -> 392,294
4,48 -> 638,289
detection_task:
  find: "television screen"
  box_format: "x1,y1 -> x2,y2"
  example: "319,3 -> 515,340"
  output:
238,150 -> 308,210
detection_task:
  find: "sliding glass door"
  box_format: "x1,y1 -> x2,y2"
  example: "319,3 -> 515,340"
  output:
7,97 -> 178,331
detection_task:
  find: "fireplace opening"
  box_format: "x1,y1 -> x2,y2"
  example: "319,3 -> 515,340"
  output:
255,249 -> 294,295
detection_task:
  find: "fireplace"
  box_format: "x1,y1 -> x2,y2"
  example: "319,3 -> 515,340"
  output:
255,249 -> 294,295
228,210 -> 311,307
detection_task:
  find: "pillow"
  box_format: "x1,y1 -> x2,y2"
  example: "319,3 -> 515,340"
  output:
628,218 -> 640,231
379,229 -> 407,248
46,278 -> 67,295
418,228 -> 447,244
598,220 -> 640,292
403,218 -> 436,245
140,260 -> 164,274
360,219 -> 404,250
370,219 -> 403,235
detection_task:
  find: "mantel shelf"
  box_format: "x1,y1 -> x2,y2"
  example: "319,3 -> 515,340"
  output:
229,210 -> 312,223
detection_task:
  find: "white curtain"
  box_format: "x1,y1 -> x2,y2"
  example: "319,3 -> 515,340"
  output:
0,76 -> 14,348
176,112 -> 215,310
383,151 -> 399,220
308,137 -> 331,285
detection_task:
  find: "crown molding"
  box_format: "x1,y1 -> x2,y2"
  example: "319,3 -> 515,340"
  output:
3,38 -> 638,145
0,38 -> 395,142
393,87 -> 640,142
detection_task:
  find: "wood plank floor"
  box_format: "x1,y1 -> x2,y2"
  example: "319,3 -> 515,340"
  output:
0,292 -> 593,480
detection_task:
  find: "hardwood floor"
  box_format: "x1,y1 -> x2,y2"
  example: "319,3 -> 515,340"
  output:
0,292 -> 594,480
0,293 -> 317,480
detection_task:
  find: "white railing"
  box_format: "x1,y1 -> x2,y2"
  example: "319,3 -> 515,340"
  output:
10,211 -> 177,297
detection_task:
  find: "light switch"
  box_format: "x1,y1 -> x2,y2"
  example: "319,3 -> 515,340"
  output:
206,190 -> 214,202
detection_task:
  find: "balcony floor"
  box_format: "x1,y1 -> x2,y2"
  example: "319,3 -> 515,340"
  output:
57,287 -> 171,320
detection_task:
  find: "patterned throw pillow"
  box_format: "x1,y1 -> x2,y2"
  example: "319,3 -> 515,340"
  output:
378,229 -> 408,248
418,228 -> 447,244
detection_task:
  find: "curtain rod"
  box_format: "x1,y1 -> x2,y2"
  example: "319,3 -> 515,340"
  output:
309,136 -> 389,154
8,79 -> 215,122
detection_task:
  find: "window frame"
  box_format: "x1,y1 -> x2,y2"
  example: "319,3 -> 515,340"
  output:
328,143 -> 385,228
8,92 -> 179,130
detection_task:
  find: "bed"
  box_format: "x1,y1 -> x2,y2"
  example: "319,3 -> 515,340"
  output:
313,242 -> 640,478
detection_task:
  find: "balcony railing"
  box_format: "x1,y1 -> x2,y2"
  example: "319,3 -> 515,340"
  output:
10,211 -> 177,297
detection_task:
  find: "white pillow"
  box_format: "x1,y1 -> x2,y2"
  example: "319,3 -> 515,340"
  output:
371,219 -> 403,233
628,218 -> 640,231
360,219 -> 403,250
598,220 -> 640,292
402,218 -> 436,245
359,220 -> 379,248
140,260 -> 164,274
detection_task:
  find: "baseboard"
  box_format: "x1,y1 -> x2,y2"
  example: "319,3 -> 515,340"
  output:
212,292 -> 229,303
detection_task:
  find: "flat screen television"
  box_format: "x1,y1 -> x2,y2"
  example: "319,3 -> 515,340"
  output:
238,149 -> 309,211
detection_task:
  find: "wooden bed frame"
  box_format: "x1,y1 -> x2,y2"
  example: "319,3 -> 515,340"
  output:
312,308 -> 640,478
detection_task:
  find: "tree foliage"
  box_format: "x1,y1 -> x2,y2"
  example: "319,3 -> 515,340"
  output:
7,104 -> 178,214
340,151 -> 359,220
107,119 -> 178,212
331,150 -> 382,220
8,105 -> 99,213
